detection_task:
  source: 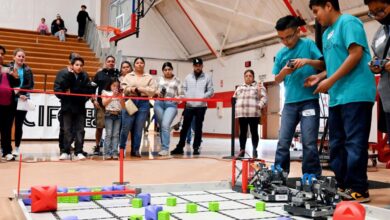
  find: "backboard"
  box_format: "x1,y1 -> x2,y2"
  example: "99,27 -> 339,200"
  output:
109,0 -> 139,43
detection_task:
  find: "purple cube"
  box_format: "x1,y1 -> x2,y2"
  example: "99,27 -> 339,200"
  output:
62,216 -> 79,220
57,187 -> 68,193
137,193 -> 151,207
102,186 -> 113,198
145,205 -> 163,220
78,188 -> 91,202
113,185 -> 125,197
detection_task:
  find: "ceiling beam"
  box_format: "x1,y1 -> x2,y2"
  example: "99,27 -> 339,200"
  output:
219,0 -> 241,56
195,0 -> 274,26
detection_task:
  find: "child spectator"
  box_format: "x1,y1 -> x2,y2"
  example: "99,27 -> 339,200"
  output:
37,18 -> 49,35
102,79 -> 122,159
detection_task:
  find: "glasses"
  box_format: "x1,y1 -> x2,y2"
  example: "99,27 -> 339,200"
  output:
368,5 -> 388,18
278,30 -> 297,42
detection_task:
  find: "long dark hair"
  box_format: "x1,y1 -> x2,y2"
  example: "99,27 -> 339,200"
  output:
104,78 -> 120,91
120,61 -> 133,73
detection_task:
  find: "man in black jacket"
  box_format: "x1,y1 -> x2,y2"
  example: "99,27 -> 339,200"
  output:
91,55 -> 120,155
54,57 -> 95,160
77,5 -> 92,40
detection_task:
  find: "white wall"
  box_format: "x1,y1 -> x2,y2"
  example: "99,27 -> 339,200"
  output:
0,0 -> 100,35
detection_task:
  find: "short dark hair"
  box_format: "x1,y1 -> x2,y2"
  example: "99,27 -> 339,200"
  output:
275,15 -> 306,31
81,5 -> 87,9
68,52 -> 80,62
134,57 -> 145,65
0,45 -> 6,54
244,69 -> 255,78
162,62 -> 173,71
120,60 -> 132,71
364,0 -> 390,4
71,57 -> 84,65
106,55 -> 116,62
309,0 -> 340,11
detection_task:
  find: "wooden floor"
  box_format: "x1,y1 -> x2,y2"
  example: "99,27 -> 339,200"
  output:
0,139 -> 389,219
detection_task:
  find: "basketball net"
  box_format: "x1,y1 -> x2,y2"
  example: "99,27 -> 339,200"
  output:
97,26 -> 119,49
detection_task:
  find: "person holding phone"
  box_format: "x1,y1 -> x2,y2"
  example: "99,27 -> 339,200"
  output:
272,16 -> 325,177
0,45 -> 20,161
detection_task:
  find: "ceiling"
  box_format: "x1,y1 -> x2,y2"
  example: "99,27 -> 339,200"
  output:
151,0 -> 369,58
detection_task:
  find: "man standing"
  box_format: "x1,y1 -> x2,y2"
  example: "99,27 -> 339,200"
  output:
273,16 -> 324,177
91,56 -> 120,155
308,0 -> 376,202
171,58 -> 214,155
77,5 -> 92,40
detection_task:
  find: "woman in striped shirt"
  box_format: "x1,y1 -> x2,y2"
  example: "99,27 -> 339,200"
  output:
233,69 -> 267,158
154,62 -> 184,156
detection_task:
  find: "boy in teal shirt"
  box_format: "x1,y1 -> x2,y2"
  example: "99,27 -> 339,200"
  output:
273,16 -> 324,177
308,0 -> 376,203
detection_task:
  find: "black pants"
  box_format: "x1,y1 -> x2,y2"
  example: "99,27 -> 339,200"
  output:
176,107 -> 207,149
62,111 -> 85,155
14,110 -> 28,147
78,22 -> 86,37
238,117 -> 260,150
58,109 -> 76,151
0,105 -> 15,156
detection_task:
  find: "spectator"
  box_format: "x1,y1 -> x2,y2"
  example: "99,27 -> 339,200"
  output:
154,62 -> 183,156
77,5 -> 92,40
9,48 -> 34,157
54,52 -> 80,153
119,61 -> 133,84
119,57 -> 157,157
233,69 -> 267,158
54,57 -> 95,160
102,79 -> 122,159
91,56 -> 120,155
36,18 -> 49,35
170,57 -> 214,156
0,45 -> 20,161
51,14 -> 66,42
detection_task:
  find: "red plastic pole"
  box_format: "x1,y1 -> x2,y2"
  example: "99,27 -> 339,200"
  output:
120,149 -> 124,184
232,159 -> 236,187
242,160 -> 248,193
283,0 -> 307,33
17,153 -> 22,196
59,189 -> 137,197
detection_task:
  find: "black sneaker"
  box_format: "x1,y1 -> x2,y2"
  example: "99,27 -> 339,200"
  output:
344,189 -> 370,203
193,148 -> 200,155
238,150 -> 245,157
170,148 -> 184,155
93,146 -> 101,156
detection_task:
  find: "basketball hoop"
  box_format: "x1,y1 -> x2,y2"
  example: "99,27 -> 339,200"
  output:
96,26 -> 121,49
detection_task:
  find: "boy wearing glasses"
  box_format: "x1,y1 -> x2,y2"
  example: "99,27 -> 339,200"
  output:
307,0 -> 376,202
272,16 -> 324,178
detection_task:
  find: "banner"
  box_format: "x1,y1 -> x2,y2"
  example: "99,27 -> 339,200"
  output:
23,94 -> 96,139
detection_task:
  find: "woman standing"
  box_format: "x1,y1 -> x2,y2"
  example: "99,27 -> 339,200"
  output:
119,57 -> 156,157
119,61 -> 133,84
154,62 -> 183,156
233,69 -> 267,158
10,48 -> 34,157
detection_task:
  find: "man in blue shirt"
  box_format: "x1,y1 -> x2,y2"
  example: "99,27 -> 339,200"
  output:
308,0 -> 376,203
273,16 -> 324,178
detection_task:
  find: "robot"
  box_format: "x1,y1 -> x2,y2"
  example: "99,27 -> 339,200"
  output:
283,174 -> 340,219
250,164 -> 291,202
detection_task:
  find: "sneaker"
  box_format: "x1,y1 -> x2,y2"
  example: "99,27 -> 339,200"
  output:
193,148 -> 200,155
93,146 -> 101,156
77,153 -> 86,160
59,153 -> 69,160
12,147 -> 19,156
253,149 -> 258,158
347,190 -> 371,203
238,150 -> 245,157
170,148 -> 184,155
158,150 -> 169,156
5,154 -> 15,161
112,155 -> 119,160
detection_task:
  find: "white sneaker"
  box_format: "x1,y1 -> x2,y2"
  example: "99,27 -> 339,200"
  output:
5,154 -> 15,161
12,147 -> 19,156
158,150 -> 169,156
77,153 -> 86,160
59,153 -> 69,160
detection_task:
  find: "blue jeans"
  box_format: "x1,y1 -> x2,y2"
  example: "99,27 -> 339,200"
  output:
154,101 -> 178,150
329,102 -> 373,193
104,113 -> 121,156
186,118 -> 196,144
119,100 -> 150,153
275,99 -> 321,176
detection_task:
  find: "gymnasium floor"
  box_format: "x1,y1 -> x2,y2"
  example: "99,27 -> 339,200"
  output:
0,135 -> 389,219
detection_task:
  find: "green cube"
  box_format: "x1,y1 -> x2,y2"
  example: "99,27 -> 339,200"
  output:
129,215 -> 143,220
256,201 -> 266,211
57,194 -> 68,203
158,211 -> 170,220
248,184 -> 255,191
132,198 -> 143,208
67,189 -> 79,203
208,201 -> 220,212
91,187 -> 103,201
186,203 -> 198,213
166,197 -> 177,207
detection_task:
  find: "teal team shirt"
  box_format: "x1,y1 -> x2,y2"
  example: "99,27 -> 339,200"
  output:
322,14 -> 376,107
272,38 -> 323,104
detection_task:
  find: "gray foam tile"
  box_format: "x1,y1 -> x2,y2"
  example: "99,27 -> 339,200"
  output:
151,196 -> 187,205
56,209 -> 112,220
170,191 -> 209,196
161,203 -> 208,214
109,206 -> 145,217
30,213 -> 57,220
221,208 -> 279,219
96,198 -> 130,208
173,211 -> 234,220
218,192 -> 256,200
179,194 -> 228,203
198,200 -> 252,210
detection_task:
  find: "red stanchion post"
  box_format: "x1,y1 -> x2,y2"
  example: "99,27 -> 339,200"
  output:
232,158 -> 236,187
17,153 -> 23,196
120,149 -> 124,184
242,160 -> 248,193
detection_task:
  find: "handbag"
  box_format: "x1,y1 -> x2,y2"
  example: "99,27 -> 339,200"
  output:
125,99 -> 138,115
